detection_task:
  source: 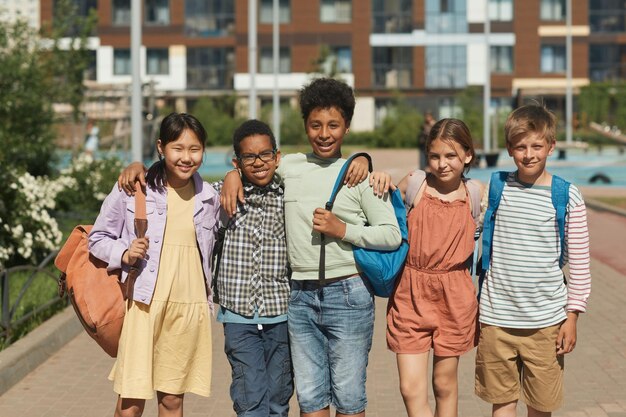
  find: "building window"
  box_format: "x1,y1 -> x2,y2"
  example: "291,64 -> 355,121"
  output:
259,47 -> 291,73
540,0 -> 565,21
53,0 -> 98,36
325,46 -> 352,73
541,44 -> 565,73
112,0 -> 131,26
425,0 -> 467,33
185,0 -> 235,37
425,46 -> 466,88
187,47 -> 235,89
590,0 -> 626,33
372,0 -> 412,33
260,0 -> 290,24
145,0 -> 169,25
589,44 -> 626,81
372,47 -> 412,88
489,0 -> 513,21
491,46 -> 513,73
147,48 -> 169,75
113,49 -> 131,75
320,0 -> 351,23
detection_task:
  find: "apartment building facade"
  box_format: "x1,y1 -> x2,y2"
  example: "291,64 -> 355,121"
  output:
35,0 -> 611,131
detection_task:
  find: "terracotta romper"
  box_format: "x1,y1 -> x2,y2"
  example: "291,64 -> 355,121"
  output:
387,189 -> 478,356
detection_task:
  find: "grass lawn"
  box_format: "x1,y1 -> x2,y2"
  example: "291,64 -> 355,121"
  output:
593,196 -> 626,210
0,266 -> 66,350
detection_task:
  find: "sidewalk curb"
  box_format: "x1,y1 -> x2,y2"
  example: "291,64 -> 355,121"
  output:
0,306 -> 82,396
585,197 -> 626,218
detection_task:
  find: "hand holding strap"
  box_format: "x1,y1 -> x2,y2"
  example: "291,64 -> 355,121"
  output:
318,152 -> 372,284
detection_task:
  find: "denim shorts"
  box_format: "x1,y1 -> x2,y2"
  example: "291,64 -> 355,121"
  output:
287,275 -> 375,414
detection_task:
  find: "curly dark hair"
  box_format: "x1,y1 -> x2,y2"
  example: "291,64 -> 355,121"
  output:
232,119 -> 276,156
299,78 -> 355,125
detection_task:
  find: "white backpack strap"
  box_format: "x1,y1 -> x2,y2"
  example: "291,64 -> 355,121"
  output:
405,170 -> 427,210
465,178 -> 482,224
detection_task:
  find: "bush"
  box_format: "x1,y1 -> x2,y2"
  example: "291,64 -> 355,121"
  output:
0,155 -> 124,269
55,154 -> 124,214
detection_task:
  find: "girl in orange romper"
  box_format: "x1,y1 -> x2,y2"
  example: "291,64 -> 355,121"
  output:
384,118 -> 483,417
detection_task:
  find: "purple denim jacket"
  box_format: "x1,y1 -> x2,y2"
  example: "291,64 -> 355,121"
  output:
88,173 -> 220,306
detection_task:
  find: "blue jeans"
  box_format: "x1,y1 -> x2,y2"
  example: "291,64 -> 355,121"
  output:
223,322 -> 294,417
288,276 -> 375,414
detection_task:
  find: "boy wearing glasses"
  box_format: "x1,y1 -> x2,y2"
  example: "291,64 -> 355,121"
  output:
213,119 -> 293,417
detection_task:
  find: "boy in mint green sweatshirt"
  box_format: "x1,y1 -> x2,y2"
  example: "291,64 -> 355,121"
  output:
222,78 -> 401,417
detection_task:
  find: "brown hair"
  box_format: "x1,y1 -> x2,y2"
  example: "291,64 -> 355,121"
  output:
426,118 -> 476,173
505,104 -> 556,146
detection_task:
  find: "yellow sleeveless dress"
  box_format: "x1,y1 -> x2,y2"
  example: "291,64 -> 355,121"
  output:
109,181 -> 212,399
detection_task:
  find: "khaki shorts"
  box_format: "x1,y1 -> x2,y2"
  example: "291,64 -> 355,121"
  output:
475,324 -> 564,412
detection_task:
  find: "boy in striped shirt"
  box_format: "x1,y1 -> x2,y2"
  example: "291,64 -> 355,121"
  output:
475,104 -> 591,417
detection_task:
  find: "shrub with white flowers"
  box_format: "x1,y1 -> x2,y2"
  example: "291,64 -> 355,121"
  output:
0,172 -> 68,268
0,154 -> 123,269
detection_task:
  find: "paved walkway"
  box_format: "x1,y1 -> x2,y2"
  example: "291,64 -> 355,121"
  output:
1,149 -> 625,417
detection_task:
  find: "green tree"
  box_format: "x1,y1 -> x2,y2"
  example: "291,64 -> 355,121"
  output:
374,94 -> 422,148
455,86 -> 483,147
43,0 -> 98,123
578,83 -> 610,126
260,103 -> 306,146
0,20 -> 56,176
192,97 -> 245,146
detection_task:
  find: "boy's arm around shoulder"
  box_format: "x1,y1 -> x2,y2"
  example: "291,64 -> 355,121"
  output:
88,183 -> 131,272
342,177 -> 402,251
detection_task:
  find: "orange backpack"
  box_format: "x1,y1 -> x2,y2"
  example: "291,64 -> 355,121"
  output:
55,186 -> 147,357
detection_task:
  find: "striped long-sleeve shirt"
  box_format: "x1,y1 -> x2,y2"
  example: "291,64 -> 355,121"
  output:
479,174 -> 591,329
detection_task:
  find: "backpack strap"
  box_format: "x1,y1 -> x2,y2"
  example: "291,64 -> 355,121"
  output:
551,175 -> 570,268
463,178 -> 484,282
404,170 -> 427,210
125,182 -> 148,300
481,171 -> 509,272
464,178 -> 482,225
318,152 -> 372,284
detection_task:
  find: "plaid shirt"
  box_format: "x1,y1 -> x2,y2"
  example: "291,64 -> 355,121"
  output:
212,179 -> 290,317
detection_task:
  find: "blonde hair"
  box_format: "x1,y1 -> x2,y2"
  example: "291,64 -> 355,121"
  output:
505,104 -> 557,146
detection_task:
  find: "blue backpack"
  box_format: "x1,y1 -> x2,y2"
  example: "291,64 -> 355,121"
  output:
481,172 -> 571,290
318,153 -> 409,297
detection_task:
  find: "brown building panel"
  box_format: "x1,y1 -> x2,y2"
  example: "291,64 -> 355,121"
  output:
414,0 -> 424,30
514,0 -> 541,78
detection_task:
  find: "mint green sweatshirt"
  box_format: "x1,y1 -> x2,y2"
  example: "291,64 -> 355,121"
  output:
277,153 -> 402,280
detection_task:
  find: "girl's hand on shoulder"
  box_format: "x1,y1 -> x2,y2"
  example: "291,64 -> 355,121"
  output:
345,155 -> 370,188
122,237 -> 149,265
221,169 -> 245,217
312,208 -> 346,239
117,162 -> 147,196
369,171 -> 394,197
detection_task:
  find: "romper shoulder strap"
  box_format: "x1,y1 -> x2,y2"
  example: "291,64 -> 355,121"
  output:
405,170 -> 427,210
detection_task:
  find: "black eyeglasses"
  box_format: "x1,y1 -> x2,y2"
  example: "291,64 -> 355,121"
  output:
237,150 -> 277,166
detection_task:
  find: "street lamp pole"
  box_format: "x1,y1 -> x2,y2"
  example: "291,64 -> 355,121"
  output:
131,0 -> 142,163
565,0 -> 573,146
273,0 -> 281,147
483,0 -> 491,153
248,0 -> 257,119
